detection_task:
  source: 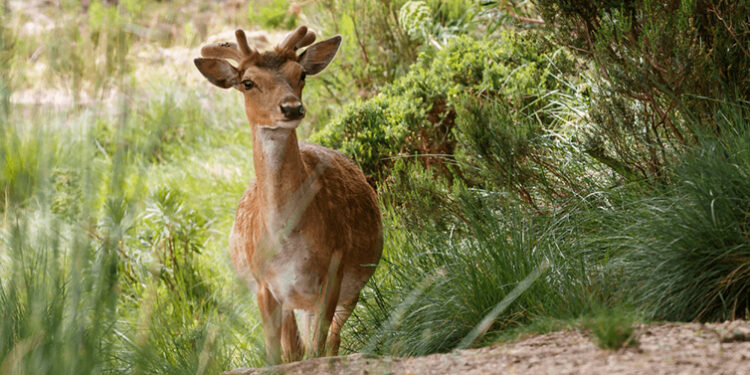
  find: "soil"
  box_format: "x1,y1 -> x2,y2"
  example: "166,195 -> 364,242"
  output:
224,320 -> 750,375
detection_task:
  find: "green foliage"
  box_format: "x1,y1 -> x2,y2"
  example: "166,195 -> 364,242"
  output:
313,31 -> 583,208
135,188 -> 211,304
399,0 -> 477,46
10,0 -> 220,98
344,163 -> 613,356
0,218 -> 119,375
0,61 -> 262,375
40,0 -> 134,95
252,0 -> 297,30
581,309 -> 640,350
311,94 -> 414,183
0,125 -> 46,207
312,0 -> 417,95
0,110 -> 263,375
536,0 -> 750,180
135,94 -> 205,162
307,0 -> 480,111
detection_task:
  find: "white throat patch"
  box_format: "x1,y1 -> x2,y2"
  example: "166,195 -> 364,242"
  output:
257,126 -> 293,174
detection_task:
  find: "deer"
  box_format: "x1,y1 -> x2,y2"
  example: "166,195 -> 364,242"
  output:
193,26 -> 383,365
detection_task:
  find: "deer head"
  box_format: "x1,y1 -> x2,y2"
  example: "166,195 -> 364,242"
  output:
194,26 -> 341,129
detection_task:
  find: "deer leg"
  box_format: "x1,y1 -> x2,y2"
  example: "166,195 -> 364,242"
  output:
326,297 -> 358,356
297,310 -> 314,355
257,284 -> 282,365
307,252 -> 343,358
281,309 -> 303,362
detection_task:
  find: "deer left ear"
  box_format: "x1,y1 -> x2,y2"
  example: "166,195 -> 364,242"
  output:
298,35 -> 342,75
194,58 -> 240,89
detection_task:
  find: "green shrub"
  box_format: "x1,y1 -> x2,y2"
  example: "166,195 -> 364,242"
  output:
135,187 -> 212,305
312,0 -> 418,94
399,0 -> 478,46
312,31 -> 582,207
306,0 -> 481,118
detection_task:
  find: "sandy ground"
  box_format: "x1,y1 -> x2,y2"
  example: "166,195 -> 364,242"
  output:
225,321 -> 750,375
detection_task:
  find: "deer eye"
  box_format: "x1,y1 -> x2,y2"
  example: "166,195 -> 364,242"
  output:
300,72 -> 306,82
241,80 -> 256,90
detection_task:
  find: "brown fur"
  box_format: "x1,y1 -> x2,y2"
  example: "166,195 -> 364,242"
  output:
195,27 -> 382,364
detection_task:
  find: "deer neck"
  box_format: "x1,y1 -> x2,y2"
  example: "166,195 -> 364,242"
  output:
251,126 -> 309,228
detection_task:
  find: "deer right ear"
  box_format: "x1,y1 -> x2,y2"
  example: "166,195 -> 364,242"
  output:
194,58 -> 240,89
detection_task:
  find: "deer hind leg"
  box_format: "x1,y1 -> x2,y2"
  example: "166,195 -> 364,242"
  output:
257,284 -> 282,365
307,252 -> 344,358
326,297 -> 358,356
281,310 -> 303,362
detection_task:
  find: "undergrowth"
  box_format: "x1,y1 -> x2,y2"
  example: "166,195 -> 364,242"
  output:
343,162 -> 615,356
0,80 -> 264,374
614,104 -> 750,322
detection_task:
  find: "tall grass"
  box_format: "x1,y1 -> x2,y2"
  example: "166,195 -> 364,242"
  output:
612,103 -> 750,321
0,82 -> 265,375
343,163 -> 614,356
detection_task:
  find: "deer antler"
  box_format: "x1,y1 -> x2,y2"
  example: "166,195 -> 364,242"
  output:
200,29 -> 258,63
279,26 -> 317,52
234,29 -> 255,56
200,42 -> 243,63
295,29 -> 316,50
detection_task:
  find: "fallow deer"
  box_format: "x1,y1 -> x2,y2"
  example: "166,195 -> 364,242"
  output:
193,27 -> 383,364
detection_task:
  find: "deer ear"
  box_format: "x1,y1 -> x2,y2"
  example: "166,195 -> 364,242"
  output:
194,58 -> 240,89
298,35 -> 342,75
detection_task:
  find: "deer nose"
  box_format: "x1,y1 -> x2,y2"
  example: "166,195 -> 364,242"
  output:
280,99 -> 305,120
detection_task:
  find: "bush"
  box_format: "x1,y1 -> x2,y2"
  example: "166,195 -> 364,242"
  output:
91,91 -> 210,164
312,31 -> 581,208
302,0 -> 484,127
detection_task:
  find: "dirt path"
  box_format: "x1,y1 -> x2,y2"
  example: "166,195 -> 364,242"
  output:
225,321 -> 750,375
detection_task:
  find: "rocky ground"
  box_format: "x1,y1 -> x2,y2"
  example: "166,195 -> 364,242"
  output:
225,321 -> 750,375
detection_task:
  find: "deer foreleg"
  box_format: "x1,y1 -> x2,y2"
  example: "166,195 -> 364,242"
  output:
257,284 -> 282,364
307,251 -> 343,358
281,310 -> 303,362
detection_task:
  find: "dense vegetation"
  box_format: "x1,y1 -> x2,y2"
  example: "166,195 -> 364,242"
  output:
1,0 -> 748,373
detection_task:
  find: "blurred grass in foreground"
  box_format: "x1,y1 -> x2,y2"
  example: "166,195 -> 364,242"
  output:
0,85 -> 269,374
1,2 -> 270,372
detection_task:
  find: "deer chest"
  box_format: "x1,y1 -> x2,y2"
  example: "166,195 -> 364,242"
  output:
257,232 -> 326,309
